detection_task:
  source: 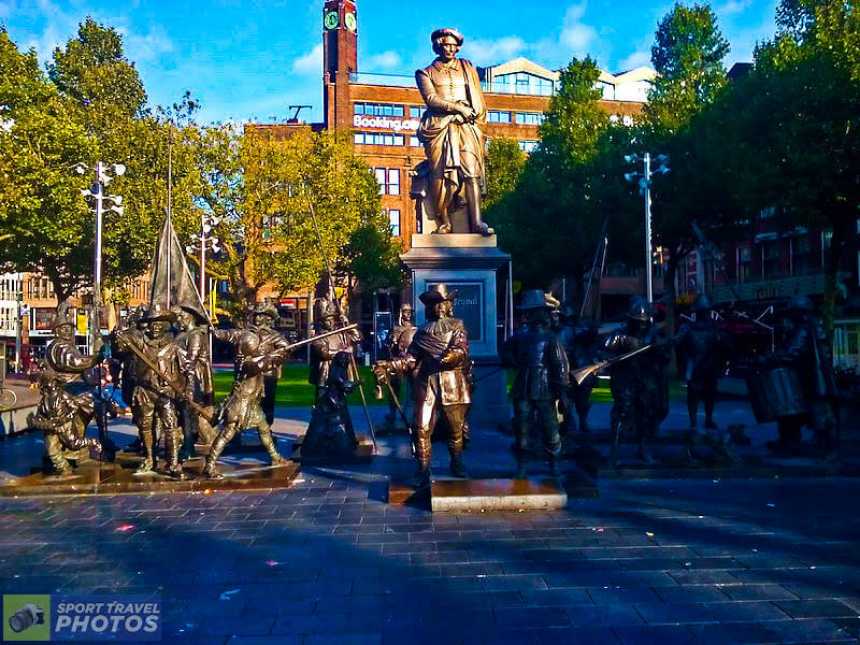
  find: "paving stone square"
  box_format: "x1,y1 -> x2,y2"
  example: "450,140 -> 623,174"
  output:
2,399 -> 860,643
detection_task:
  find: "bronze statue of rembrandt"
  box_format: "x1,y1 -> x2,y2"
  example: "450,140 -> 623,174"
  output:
415,28 -> 493,236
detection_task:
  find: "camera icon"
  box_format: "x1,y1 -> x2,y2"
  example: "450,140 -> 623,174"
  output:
8,603 -> 45,633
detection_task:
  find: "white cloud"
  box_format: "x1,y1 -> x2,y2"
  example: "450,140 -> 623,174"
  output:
618,49 -> 651,71
365,50 -> 401,70
461,36 -> 527,66
0,0 -> 17,20
717,0 -> 753,16
292,43 -> 323,75
559,2 -> 597,55
120,25 -> 174,64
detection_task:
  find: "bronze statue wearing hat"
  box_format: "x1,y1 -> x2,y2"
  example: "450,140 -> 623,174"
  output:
31,371 -> 102,474
172,305 -> 216,459
603,297 -> 671,466
43,301 -> 115,457
309,297 -> 362,404
374,285 -> 472,484
203,327 -> 290,478
675,295 -> 732,459
248,301 -> 290,427
114,303 -> 186,477
503,290 -> 569,477
415,28 -> 493,236
384,303 -> 417,430
764,296 -> 837,455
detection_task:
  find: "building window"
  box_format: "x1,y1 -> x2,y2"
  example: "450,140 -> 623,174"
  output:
387,209 -> 401,237
409,136 -> 420,148
374,168 -> 400,195
409,106 -> 422,118
518,140 -> 539,153
354,132 -> 404,146
354,102 -> 404,117
515,112 -> 544,126
488,110 -> 511,124
387,169 -> 400,196
374,168 -> 386,195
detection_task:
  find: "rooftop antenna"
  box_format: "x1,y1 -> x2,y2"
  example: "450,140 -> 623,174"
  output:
288,105 -> 312,123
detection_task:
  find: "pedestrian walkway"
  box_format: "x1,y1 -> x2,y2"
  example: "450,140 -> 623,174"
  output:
1,399 -> 859,643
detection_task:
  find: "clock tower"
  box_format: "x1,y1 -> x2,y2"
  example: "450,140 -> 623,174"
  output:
322,0 -> 358,129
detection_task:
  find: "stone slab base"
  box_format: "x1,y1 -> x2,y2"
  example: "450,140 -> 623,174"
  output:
292,434 -> 375,465
411,234 -> 498,248
387,481 -> 431,507
2,458 -> 299,497
430,478 -> 567,512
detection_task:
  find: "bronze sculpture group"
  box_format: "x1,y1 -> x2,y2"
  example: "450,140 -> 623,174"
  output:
29,27 -> 841,486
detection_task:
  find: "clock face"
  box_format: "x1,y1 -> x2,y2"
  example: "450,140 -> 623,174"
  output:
324,11 -> 339,30
344,12 -> 357,32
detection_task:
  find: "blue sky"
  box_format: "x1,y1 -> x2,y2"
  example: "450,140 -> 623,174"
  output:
1,0 -> 779,124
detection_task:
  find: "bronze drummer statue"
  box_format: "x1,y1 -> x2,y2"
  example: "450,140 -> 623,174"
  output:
764,296 -> 837,455
415,28 -> 493,236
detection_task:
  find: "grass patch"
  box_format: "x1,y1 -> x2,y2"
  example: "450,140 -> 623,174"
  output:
213,363 -> 380,408
215,364 -> 684,408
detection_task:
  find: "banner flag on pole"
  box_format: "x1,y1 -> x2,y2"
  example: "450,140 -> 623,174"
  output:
148,212 -> 208,322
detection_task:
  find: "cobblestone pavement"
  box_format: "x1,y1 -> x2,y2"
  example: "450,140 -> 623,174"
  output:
1,472 -> 859,644
2,397 -> 859,643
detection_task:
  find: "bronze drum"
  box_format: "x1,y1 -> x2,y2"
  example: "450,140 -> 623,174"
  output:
747,367 -> 808,423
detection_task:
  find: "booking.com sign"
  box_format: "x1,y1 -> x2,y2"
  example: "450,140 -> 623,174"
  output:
3,594 -> 161,641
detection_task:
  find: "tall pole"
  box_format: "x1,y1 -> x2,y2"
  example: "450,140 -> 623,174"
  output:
166,133 -> 173,309
93,161 -> 104,353
199,214 -> 206,304
14,290 -> 22,372
643,152 -> 653,304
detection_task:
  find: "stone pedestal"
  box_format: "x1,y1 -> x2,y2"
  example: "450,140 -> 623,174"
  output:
401,234 -> 511,424
430,478 -> 568,512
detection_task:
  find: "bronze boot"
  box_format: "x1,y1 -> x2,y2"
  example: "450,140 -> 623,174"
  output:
165,428 -> 185,479
203,435 -> 229,479
259,428 -> 287,465
134,432 -> 155,474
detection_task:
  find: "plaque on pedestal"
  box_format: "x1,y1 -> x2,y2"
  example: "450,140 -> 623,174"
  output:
401,233 -> 511,424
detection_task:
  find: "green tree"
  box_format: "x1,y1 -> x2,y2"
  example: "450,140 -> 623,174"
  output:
642,3 -> 732,336
495,57 -> 626,293
0,22 -> 199,306
730,0 -> 859,332
195,126 -> 397,311
0,28 -> 97,301
484,137 -> 526,212
47,20 -> 200,305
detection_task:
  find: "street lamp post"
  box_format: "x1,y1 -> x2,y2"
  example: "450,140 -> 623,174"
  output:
624,152 -> 669,304
187,214 -> 221,314
77,161 -> 126,353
